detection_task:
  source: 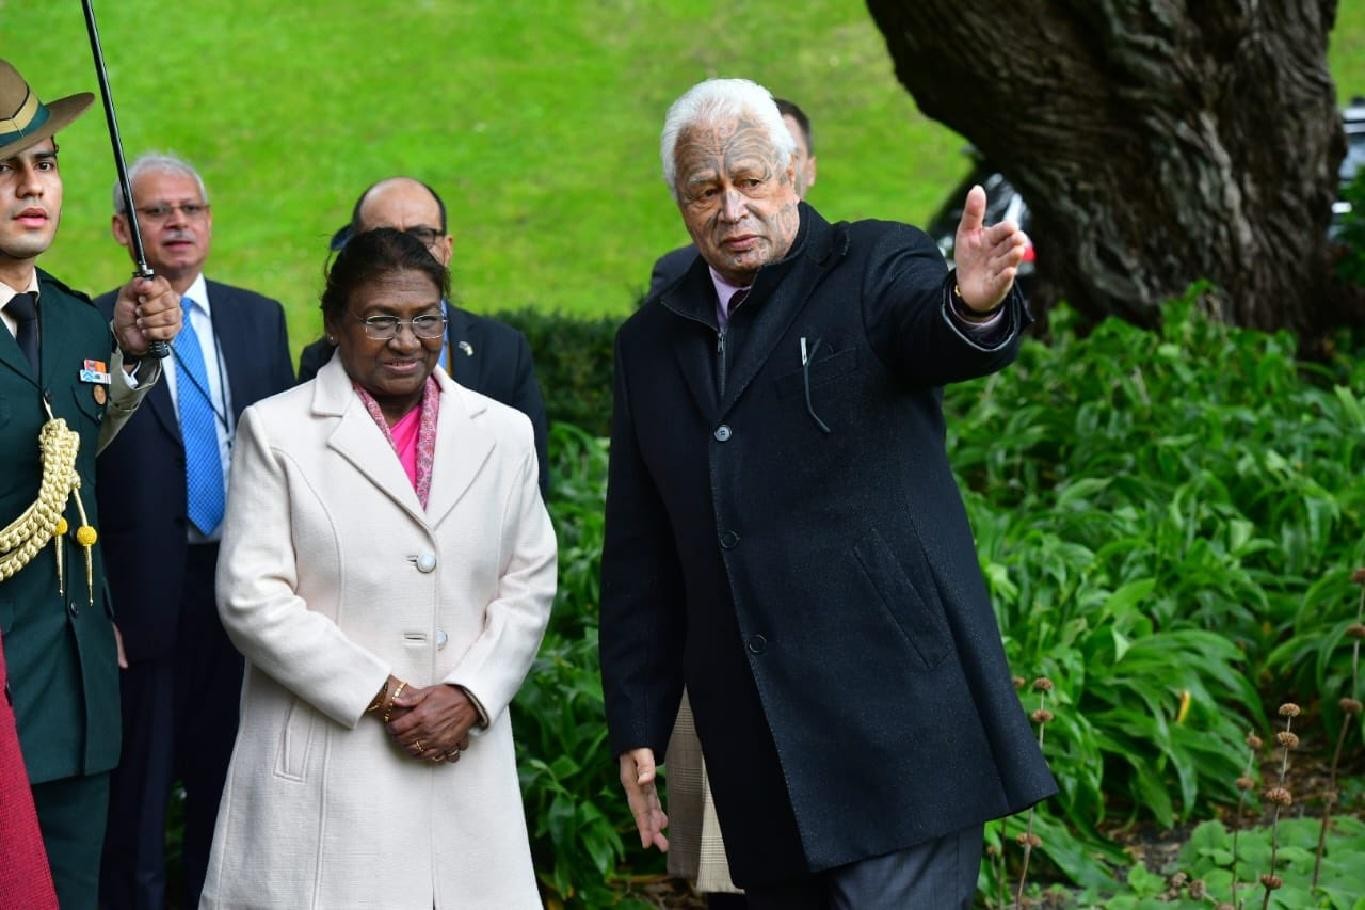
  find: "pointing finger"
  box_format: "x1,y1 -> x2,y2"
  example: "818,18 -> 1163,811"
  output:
958,185 -> 986,235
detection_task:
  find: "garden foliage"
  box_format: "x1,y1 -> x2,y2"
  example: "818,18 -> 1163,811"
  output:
511,296 -> 1365,905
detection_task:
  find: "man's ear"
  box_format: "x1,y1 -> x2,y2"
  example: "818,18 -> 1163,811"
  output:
806,156 -> 818,192
434,233 -> 454,268
111,213 -> 131,247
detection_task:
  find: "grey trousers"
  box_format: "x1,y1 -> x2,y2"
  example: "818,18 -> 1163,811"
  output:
744,824 -> 984,910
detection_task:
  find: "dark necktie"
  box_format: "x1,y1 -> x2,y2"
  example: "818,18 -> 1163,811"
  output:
8,291 -> 39,375
727,287 -> 750,318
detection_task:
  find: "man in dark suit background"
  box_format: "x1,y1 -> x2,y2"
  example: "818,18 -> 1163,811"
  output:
648,98 -> 817,297
94,153 -> 294,910
600,78 -> 1055,909
297,177 -> 549,494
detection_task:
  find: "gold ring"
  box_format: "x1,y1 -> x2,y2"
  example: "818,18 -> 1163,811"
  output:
432,753 -> 444,763
415,740 -> 424,752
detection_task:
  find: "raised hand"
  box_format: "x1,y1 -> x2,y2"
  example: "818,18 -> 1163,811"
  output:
953,184 -> 1028,312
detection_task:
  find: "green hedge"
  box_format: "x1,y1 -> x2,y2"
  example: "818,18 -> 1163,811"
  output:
494,307 -> 621,436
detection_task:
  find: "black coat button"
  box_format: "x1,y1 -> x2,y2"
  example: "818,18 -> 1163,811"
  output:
714,425 -> 732,442
719,530 -> 740,549
68,601 -> 80,618
747,634 -> 767,655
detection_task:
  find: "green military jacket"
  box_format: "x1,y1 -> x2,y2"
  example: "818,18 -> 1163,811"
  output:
0,269 -> 121,783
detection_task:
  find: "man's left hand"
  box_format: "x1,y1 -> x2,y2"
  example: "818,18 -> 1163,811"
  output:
953,184 -> 1029,312
112,274 -> 181,358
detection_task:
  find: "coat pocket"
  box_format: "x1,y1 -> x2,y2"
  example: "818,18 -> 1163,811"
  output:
773,347 -> 861,400
273,696 -> 317,782
852,527 -> 952,671
70,380 -> 107,429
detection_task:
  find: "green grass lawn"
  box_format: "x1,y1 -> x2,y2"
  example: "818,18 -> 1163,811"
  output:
3,0 -> 1362,362
3,0 -> 961,358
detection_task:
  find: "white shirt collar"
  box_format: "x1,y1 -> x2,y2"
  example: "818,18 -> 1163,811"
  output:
0,269 -> 41,311
181,272 -> 210,315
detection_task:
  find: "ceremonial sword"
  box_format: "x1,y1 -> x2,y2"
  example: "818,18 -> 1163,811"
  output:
81,0 -> 170,359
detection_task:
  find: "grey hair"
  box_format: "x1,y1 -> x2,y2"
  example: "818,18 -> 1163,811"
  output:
112,153 -> 209,214
660,78 -> 795,194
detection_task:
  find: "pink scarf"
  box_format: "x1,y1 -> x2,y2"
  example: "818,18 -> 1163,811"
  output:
352,376 -> 440,509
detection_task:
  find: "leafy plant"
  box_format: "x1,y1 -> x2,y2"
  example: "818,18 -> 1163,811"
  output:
1090,816 -> 1365,909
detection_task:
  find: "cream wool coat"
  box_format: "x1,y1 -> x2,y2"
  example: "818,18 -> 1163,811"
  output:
200,357 -> 556,910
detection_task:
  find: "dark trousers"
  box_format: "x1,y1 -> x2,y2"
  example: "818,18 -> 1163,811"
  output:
744,824 -> 984,910
100,544 -> 241,910
33,772 -> 112,910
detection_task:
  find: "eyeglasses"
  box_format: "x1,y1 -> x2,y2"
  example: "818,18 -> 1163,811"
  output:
134,202 -> 210,222
356,313 -> 447,340
400,226 -> 444,246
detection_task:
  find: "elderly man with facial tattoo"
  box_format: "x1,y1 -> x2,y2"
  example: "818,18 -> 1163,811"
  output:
599,78 -> 1056,909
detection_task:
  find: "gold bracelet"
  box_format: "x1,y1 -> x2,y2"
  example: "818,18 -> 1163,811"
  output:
383,681 -> 407,723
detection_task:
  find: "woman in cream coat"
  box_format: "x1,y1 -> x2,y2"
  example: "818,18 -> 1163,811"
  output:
200,229 -> 556,909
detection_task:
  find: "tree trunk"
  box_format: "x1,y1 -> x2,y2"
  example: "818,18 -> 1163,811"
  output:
866,0 -> 1359,336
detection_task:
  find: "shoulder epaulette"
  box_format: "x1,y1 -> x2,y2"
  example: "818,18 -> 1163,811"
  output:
36,268 -> 95,306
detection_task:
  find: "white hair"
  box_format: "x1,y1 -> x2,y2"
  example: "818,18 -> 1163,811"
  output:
660,78 -> 795,194
112,152 -> 208,214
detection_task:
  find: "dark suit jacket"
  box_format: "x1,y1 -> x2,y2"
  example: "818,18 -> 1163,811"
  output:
296,302 -> 549,496
94,280 -> 294,664
649,243 -> 699,296
1,271 -> 122,782
600,205 -> 1056,886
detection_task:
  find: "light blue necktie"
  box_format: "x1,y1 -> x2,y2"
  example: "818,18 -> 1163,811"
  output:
174,298 -> 226,534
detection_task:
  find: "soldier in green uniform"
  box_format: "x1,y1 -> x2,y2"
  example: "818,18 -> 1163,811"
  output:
0,59 -> 181,909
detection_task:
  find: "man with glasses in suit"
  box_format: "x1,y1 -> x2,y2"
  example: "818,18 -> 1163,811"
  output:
94,152 -> 294,910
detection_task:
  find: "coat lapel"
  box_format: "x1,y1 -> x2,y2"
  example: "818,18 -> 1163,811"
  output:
207,281 -> 252,423
144,380 -> 180,444
442,303 -> 477,387
0,317 -> 37,388
425,369 -> 496,529
717,208 -> 845,421
314,357 -> 428,526
663,259 -> 722,422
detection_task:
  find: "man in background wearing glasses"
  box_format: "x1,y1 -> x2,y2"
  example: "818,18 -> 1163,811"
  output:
297,177 -> 548,496
92,152 -> 295,910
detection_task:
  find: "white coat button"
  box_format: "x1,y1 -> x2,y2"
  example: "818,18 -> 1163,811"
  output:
436,629 -> 449,650
416,552 -> 437,573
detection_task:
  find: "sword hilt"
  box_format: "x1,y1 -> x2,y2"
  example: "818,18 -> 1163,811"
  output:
131,267 -> 170,360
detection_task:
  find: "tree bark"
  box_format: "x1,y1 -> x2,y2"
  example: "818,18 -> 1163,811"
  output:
866,0 -> 1358,336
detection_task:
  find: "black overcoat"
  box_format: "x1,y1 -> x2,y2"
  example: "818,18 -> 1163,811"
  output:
599,205 -> 1057,886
